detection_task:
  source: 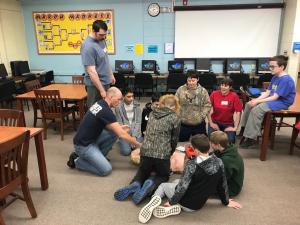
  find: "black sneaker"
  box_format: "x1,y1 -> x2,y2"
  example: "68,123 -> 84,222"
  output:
67,152 -> 79,169
240,138 -> 257,148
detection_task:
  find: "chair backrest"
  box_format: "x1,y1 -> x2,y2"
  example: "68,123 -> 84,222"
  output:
257,74 -> 273,87
0,130 -> 30,198
198,72 -> 217,92
262,82 -> 270,90
34,89 -> 63,117
166,73 -> 187,91
229,73 -> 250,91
72,75 -> 84,84
113,73 -> 126,90
134,73 -> 153,88
0,109 -> 25,127
24,79 -> 41,92
0,80 -> 16,101
41,70 -> 54,86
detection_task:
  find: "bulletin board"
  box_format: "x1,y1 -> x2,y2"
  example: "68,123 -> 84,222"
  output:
32,10 -> 115,55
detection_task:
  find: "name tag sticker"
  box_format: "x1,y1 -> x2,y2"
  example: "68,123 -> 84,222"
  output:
103,48 -> 107,53
221,101 -> 228,105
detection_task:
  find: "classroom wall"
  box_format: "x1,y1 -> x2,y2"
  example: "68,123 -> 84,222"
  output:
19,0 -> 283,82
280,0 -> 300,83
0,0 -> 29,75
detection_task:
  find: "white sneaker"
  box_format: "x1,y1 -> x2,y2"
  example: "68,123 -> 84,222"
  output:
138,195 -> 161,223
153,205 -> 181,218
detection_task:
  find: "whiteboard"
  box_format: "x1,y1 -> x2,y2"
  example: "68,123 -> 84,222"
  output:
175,8 -> 282,58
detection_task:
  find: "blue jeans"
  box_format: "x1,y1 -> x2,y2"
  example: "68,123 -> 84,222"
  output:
118,136 -> 143,156
74,129 -> 117,176
208,123 -> 236,144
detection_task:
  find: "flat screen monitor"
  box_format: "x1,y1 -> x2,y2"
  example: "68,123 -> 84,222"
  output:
258,58 -> 271,74
227,59 -> 241,73
115,60 -> 134,74
142,60 -> 156,73
196,58 -> 210,72
19,61 -> 30,75
0,64 -> 8,79
168,60 -> 184,73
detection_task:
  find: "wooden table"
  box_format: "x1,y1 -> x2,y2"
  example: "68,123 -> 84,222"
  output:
260,93 -> 300,161
16,83 -> 87,125
0,126 -> 48,190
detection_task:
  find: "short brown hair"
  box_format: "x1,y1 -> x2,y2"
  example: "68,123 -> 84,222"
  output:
269,55 -> 288,70
191,134 -> 210,153
209,131 -> 229,148
219,77 -> 233,87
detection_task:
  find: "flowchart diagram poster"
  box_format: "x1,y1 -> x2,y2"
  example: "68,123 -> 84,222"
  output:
33,10 -> 115,54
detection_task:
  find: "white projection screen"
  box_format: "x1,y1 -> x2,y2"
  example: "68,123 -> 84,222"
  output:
175,8 -> 282,58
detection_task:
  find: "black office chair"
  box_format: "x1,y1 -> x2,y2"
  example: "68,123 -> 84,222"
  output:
166,73 -> 187,93
229,73 -> 250,93
0,80 -> 16,108
40,70 -> 54,86
134,73 -> 154,98
113,73 -> 127,91
198,72 -> 217,94
256,73 -> 273,88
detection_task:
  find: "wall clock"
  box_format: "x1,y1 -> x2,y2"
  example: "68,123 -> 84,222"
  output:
148,3 -> 160,17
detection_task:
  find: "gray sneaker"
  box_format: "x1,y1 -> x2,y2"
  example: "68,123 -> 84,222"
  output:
153,205 -> 181,218
138,195 -> 161,223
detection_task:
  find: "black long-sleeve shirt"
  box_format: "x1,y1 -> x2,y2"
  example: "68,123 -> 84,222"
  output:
169,154 -> 229,210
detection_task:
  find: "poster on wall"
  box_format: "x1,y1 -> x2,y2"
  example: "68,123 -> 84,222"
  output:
32,10 -> 115,55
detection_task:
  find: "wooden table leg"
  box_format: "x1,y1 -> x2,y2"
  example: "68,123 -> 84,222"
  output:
34,132 -> 48,190
260,112 -> 272,161
78,100 -> 85,121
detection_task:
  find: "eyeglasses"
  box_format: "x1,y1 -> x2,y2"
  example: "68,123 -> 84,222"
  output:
269,65 -> 279,69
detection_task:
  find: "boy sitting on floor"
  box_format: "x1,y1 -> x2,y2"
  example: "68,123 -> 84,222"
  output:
138,134 -> 242,224
210,130 -> 244,197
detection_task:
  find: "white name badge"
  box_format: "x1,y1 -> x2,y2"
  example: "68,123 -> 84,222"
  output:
221,101 -> 228,106
103,48 -> 107,53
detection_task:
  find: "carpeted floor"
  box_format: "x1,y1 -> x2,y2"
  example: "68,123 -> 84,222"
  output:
2,97 -> 300,225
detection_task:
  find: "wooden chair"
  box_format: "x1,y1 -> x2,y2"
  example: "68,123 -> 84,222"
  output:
262,82 -> 270,90
72,75 -> 84,84
0,130 -> 37,224
24,79 -> 42,127
0,109 -> 25,127
65,75 -> 86,114
261,81 -> 286,131
34,89 -> 76,141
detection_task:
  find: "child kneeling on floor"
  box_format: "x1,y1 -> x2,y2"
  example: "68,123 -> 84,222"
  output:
138,134 -> 242,224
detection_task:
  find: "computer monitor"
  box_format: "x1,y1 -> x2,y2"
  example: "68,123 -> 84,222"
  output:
168,60 -> 184,73
115,60 -> 134,74
19,61 -> 30,75
196,58 -> 210,72
0,64 -> 8,79
227,59 -> 241,73
257,58 -> 271,74
142,60 -> 156,73
10,60 -> 23,76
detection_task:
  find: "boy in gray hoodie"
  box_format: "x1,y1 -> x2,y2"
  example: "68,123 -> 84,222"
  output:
114,94 -> 181,205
